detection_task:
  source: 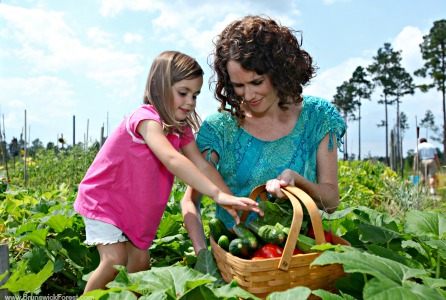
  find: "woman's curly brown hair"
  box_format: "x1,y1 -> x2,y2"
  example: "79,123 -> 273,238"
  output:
209,15 -> 317,122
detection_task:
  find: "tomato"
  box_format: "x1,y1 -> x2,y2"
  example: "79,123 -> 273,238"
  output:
324,231 -> 332,243
307,226 -> 332,243
252,244 -> 284,258
293,249 -> 304,255
307,227 -> 315,239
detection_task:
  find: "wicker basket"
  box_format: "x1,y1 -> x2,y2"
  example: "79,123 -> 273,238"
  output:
210,185 -> 350,299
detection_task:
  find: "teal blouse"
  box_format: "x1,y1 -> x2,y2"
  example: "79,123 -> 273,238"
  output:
197,95 -> 346,228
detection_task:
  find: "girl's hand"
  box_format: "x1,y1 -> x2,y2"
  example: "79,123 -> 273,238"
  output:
265,169 -> 296,198
214,193 -> 264,224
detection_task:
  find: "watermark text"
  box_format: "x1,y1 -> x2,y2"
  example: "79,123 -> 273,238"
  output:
5,295 -> 94,300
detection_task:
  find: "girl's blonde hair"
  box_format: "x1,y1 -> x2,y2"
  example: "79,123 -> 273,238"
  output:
144,51 -> 203,133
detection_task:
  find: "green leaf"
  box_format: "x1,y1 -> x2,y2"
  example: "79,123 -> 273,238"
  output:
364,277 -> 445,300
422,276 -> 446,289
334,273 -> 365,299
258,200 -> 293,228
267,286 -> 312,299
108,265 -> 141,292
194,249 -> 225,286
142,290 -> 170,299
210,280 -> 260,300
22,248 -> 50,273
107,265 -> 215,297
157,212 -> 182,239
0,260 -> 54,293
401,240 -> 427,256
353,206 -> 397,227
404,210 -> 446,239
311,250 -> 428,285
83,288 -> 136,299
0,270 -> 8,284
42,214 -> 71,233
358,223 -> 402,244
60,236 -> 90,266
18,228 -> 49,246
365,244 -> 424,269
15,222 -> 37,236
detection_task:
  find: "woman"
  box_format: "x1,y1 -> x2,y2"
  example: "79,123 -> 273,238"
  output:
181,15 -> 346,255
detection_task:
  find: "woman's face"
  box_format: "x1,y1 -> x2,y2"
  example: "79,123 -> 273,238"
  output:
172,76 -> 203,121
226,60 -> 278,114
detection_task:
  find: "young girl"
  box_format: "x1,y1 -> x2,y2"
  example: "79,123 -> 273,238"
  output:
74,51 -> 262,293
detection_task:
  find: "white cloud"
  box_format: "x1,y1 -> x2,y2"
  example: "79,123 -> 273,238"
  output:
96,1 -> 300,57
98,0 -> 159,17
87,27 -> 113,47
1,4 -> 145,92
123,33 -> 143,44
306,57 -> 371,101
392,26 -> 424,73
0,76 -> 76,141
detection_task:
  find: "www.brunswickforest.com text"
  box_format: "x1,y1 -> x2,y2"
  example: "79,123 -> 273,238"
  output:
4,295 -> 94,300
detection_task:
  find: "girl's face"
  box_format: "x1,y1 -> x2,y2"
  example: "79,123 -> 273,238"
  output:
227,60 -> 279,114
172,76 -> 203,121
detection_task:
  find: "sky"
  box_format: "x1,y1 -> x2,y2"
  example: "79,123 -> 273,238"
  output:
1,0 -> 445,158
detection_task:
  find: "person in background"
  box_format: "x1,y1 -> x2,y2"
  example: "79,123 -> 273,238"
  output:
181,15 -> 346,255
74,51 -> 262,293
414,137 -> 441,195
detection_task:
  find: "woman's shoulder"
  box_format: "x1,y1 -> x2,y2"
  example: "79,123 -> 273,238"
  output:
303,95 -> 333,108
303,95 -> 340,115
203,110 -> 237,127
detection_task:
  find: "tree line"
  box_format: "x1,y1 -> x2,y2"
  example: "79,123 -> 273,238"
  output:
332,19 -> 446,172
1,20 -> 445,175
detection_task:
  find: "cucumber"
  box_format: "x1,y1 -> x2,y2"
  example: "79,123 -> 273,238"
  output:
217,235 -> 230,251
208,218 -> 235,242
229,238 -> 250,258
296,234 -> 317,253
232,223 -> 259,252
247,219 -> 286,245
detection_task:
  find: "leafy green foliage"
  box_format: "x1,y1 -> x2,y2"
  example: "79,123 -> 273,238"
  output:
1,147 -> 446,299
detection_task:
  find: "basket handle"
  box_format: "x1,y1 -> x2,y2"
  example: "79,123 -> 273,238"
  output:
239,185 -> 269,222
278,187 -> 303,271
283,186 -> 327,246
239,185 -> 327,271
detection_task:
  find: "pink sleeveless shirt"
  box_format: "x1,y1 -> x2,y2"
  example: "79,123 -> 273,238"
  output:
74,105 -> 194,249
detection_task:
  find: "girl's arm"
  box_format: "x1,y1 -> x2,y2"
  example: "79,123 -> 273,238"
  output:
265,133 -> 340,213
138,120 -> 261,221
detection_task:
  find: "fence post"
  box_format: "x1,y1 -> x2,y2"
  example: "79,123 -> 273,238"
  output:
0,244 -> 11,297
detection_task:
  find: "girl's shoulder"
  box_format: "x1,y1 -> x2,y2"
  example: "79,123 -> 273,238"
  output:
128,104 -> 162,124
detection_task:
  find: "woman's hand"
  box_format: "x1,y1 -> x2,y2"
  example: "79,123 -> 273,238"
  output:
265,169 -> 296,198
214,193 -> 264,224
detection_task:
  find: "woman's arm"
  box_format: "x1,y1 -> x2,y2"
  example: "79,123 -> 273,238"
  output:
181,186 -> 208,255
180,149 -> 223,255
265,133 -> 340,213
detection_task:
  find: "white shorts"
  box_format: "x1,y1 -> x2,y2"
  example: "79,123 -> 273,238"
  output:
83,217 -> 129,246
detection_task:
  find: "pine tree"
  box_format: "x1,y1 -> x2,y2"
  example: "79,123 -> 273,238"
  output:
414,19 -> 446,163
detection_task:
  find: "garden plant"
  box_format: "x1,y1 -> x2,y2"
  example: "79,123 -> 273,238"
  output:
0,147 -> 445,299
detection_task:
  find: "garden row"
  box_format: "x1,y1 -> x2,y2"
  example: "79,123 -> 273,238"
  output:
0,148 -> 445,299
